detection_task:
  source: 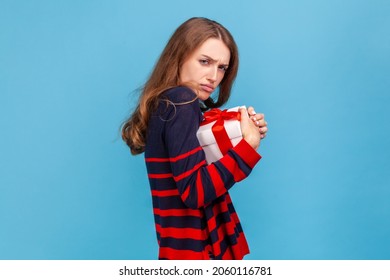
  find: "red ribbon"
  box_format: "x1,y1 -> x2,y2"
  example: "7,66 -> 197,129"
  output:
201,108 -> 241,156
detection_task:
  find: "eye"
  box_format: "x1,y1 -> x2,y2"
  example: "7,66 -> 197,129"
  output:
199,59 -> 210,65
218,65 -> 228,72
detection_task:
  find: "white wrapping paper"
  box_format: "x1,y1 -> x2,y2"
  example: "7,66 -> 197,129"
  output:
196,106 -> 245,164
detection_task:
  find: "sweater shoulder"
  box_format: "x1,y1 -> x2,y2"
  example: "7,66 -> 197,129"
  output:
162,86 -> 197,104
155,86 -> 202,120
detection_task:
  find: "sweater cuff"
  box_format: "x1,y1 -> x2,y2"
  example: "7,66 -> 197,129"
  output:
233,139 -> 262,168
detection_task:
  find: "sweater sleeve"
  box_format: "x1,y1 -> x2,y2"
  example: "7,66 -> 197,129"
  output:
163,88 -> 261,209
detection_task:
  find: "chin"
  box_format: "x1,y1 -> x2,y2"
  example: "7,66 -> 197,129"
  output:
198,91 -> 211,101
198,95 -> 209,101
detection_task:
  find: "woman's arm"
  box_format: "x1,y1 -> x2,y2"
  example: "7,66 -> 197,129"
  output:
163,93 -> 261,209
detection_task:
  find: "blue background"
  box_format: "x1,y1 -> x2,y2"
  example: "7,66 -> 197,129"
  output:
1,0 -> 389,260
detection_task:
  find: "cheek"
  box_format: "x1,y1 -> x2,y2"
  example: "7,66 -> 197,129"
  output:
182,66 -> 201,83
216,73 -> 225,85
180,65 -> 194,82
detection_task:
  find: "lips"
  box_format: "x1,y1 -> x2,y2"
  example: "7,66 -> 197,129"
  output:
200,84 -> 214,93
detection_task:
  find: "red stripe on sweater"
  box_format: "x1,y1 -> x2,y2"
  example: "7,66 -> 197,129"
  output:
225,193 -> 233,204
212,220 -> 237,257
145,146 -> 203,163
153,208 -> 202,217
159,247 -> 207,260
207,213 -> 217,233
148,173 -> 173,179
229,210 -> 241,225
207,198 -> 230,233
221,233 -> 249,260
180,185 -> 190,202
225,194 -> 240,224
173,161 -> 206,182
220,154 -> 246,182
151,189 -> 179,197
156,224 -> 207,240
208,164 -> 227,197
196,172 -> 204,208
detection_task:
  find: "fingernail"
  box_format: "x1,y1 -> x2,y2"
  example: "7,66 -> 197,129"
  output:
256,121 -> 260,125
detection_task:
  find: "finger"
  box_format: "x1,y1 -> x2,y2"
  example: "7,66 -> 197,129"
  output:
251,119 -> 266,130
250,116 -> 261,127
247,106 -> 256,116
260,126 -> 268,133
254,113 -> 264,121
250,113 -> 264,123
239,107 -> 250,121
255,119 -> 267,127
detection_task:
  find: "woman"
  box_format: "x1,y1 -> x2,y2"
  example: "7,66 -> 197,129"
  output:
122,17 -> 268,260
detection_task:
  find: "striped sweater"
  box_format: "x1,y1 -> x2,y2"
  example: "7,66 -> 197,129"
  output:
144,86 -> 261,260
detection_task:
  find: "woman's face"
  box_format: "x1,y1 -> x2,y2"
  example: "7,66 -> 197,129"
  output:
179,38 -> 230,101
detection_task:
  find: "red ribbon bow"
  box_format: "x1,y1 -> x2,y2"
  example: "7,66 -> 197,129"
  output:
201,108 -> 241,156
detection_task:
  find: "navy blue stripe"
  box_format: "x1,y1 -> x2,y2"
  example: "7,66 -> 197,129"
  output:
160,237 -> 208,252
155,215 -> 206,229
152,195 -> 188,210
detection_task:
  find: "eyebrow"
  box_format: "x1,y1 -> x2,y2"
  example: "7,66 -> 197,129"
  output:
201,54 -> 229,67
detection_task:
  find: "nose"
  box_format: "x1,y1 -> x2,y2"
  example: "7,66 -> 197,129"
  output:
207,66 -> 218,83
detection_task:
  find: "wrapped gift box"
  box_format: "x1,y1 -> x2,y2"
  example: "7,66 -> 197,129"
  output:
196,106 -> 245,164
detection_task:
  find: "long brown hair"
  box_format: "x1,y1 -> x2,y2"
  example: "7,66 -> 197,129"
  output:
122,17 -> 239,155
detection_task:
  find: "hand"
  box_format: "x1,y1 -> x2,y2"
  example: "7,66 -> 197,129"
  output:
240,107 -> 261,150
247,106 -> 268,139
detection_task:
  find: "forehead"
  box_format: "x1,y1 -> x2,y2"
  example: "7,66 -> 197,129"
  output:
192,38 -> 230,64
